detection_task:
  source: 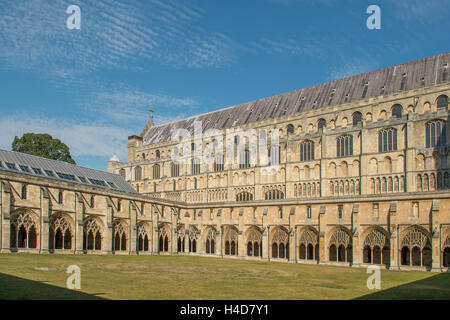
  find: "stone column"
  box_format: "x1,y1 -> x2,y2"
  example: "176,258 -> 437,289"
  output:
389,204 -> 400,270
152,204 -> 159,254
431,200 -> 442,272
289,207 -> 296,262
129,202 -> 137,255
104,198 -> 114,254
75,193 -> 85,254
318,205 -> 327,264
1,181 -> 11,253
351,204 -> 361,267
263,225 -> 270,261
39,187 -> 50,253
238,229 -> 245,259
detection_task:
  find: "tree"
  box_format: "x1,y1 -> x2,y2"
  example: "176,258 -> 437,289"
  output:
12,133 -> 76,165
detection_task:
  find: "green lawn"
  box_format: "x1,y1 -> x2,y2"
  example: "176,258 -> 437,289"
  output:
0,253 -> 448,300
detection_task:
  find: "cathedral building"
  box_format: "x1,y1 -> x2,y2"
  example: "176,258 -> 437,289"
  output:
1,53 -> 450,271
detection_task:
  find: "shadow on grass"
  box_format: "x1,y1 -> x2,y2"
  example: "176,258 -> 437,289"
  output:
356,272 -> 450,300
0,273 -> 105,300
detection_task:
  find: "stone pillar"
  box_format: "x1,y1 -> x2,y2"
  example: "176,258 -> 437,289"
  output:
318,205 -> 327,264
288,207 -> 296,262
431,200 -> 442,272
75,193 -> 85,254
263,225 -> 270,261
39,187 -> 50,253
351,203 -> 361,267
104,198 -> 114,254
152,204 -> 159,254
360,122 -> 369,195
1,181 -> 11,253
129,202 -> 137,255
238,229 -> 245,259
389,203 -> 400,270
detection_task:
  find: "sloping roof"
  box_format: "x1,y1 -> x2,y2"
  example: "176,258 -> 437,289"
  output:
142,52 -> 449,145
0,149 -> 137,194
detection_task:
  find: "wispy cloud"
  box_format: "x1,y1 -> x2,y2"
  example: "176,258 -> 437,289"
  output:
327,60 -> 376,81
0,116 -> 132,161
82,85 -> 198,124
0,0 -> 235,85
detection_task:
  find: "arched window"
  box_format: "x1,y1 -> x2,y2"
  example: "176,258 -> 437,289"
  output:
236,191 -> 253,202
337,135 -> 353,157
328,228 -> 352,263
49,215 -> 72,250
153,164 -> 160,179
400,227 -> 431,267
352,112 -> 362,125
247,228 -> 262,257
392,104 -> 403,118
90,195 -> 95,208
271,228 -> 289,259
214,154 -> 224,172
298,227 -> 319,261
318,118 -> 326,131
21,185 -> 27,200
287,124 -> 295,135
378,128 -> 398,152
159,226 -> 170,252
224,227 -> 238,256
191,158 -> 201,175
437,95 -> 449,110
268,145 -> 280,166
134,166 -> 142,181
171,162 -> 180,177
264,189 -> 284,200
426,120 -> 447,148
58,191 -> 63,204
239,149 -> 251,169
155,150 -> 160,159
10,212 -> 37,249
300,140 -> 314,162
83,218 -> 102,251
363,228 -> 390,265
137,224 -> 150,252
205,228 -> 216,254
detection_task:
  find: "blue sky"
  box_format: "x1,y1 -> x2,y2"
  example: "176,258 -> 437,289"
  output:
0,0 -> 449,170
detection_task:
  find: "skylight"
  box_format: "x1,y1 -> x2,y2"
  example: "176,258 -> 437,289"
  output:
6,163 -> 17,170
44,170 -> 55,177
56,172 -> 77,181
20,165 -> 30,173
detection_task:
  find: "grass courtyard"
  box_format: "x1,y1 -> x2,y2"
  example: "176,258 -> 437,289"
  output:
0,253 -> 449,300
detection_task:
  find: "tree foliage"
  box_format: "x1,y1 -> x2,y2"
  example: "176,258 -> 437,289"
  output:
12,133 -> 76,165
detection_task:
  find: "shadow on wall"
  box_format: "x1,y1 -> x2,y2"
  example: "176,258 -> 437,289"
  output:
0,273 -> 105,300
355,272 -> 450,300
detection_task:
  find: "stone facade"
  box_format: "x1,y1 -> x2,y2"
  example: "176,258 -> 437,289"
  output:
1,53 -> 450,272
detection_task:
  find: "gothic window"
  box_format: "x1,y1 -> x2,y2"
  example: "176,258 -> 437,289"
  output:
268,145 -> 281,166
392,104 -> 403,118
337,135 -> 353,157
113,220 -> 128,251
328,228 -> 352,263
437,95 -> 449,110
205,228 -> 216,254
135,166 -> 142,181
83,218 -> 102,251
58,191 -> 63,204
287,124 -> 295,135
224,227 -> 238,256
298,228 -> 319,261
271,228 -> 289,259
300,140 -> 314,162
137,224 -> 150,252
426,120 -> 447,148
153,164 -> 160,179
378,128 -> 397,152
49,215 -> 72,250
214,154 -> 224,172
155,150 -> 160,159
171,162 -> 180,177
363,228 -> 390,265
318,118 -> 326,131
192,158 -> 201,175
264,189 -> 284,200
10,212 -> 37,249
236,191 -> 253,202
247,228 -> 262,257
177,228 -> 185,253
159,226 -> 170,252
352,112 -> 362,125
188,226 -> 199,253
443,235 -> 450,267
239,149 -> 250,169
21,185 -> 27,200
400,227 -> 432,267
90,195 -> 95,208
